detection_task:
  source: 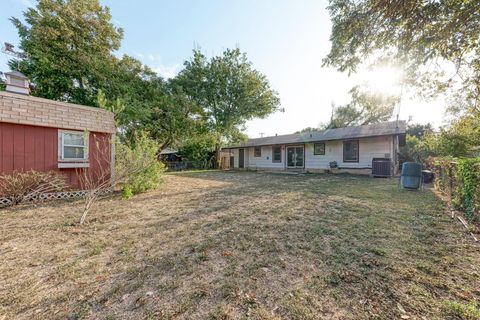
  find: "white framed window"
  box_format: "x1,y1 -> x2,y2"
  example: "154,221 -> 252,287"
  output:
58,130 -> 89,161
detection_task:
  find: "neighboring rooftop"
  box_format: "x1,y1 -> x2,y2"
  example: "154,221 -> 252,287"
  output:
160,148 -> 178,155
225,121 -> 406,148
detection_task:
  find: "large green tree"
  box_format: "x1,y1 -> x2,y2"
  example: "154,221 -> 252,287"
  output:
10,0 -> 201,150
324,0 -> 480,109
9,2 -> 280,157
175,48 -> 280,165
141,82 -> 204,150
322,86 -> 398,129
178,132 -> 217,168
401,110 -> 480,162
97,64 -> 203,150
406,123 -> 434,139
10,0 -> 123,106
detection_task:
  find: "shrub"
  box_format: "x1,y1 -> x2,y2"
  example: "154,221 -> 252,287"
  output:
121,185 -> 133,200
116,132 -> 165,197
77,132 -> 164,224
0,170 -> 67,205
456,158 -> 480,220
177,133 -> 216,168
431,157 -> 480,222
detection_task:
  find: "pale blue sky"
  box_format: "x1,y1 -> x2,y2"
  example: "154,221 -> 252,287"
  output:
1,0 -> 447,137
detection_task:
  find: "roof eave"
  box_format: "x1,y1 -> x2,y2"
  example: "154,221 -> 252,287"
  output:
223,132 -> 405,149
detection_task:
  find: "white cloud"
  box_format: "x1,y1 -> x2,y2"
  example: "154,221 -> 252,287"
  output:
152,64 -> 181,79
131,51 -> 180,79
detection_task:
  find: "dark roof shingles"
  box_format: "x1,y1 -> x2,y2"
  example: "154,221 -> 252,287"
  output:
225,121 -> 406,148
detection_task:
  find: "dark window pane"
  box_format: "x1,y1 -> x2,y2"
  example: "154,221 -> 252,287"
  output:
64,146 -> 85,159
63,133 -> 85,146
287,148 -> 295,166
314,143 -> 325,155
272,146 -> 281,162
343,140 -> 359,162
295,147 -> 303,167
254,147 -> 261,157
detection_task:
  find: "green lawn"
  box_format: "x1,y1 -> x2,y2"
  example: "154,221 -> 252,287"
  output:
1,171 -> 479,319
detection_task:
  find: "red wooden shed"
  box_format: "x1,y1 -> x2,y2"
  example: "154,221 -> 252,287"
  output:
0,71 -> 116,189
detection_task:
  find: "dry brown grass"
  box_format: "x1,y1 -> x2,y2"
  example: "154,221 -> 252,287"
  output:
1,171 -> 479,320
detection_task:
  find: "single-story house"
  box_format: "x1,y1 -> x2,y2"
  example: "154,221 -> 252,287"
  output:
223,121 -> 406,176
0,71 -> 116,188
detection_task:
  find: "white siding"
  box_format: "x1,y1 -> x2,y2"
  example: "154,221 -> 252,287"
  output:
231,148 -> 249,168
247,146 -> 285,169
305,136 -> 393,169
229,135 -> 395,170
231,148 -> 239,168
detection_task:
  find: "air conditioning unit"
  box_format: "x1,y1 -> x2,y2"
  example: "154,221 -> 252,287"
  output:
372,158 -> 392,177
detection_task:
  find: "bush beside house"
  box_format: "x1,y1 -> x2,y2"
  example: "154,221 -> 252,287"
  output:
429,157 -> 480,223
116,133 -> 165,199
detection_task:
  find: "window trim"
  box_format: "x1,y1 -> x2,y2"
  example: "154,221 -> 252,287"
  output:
272,146 -> 282,163
254,146 -> 262,157
313,142 -> 325,155
58,130 -> 89,162
343,140 -> 359,163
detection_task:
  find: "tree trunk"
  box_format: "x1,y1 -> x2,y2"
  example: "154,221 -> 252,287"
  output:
215,142 -> 220,169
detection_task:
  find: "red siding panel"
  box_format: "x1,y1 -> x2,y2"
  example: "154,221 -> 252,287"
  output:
2,123 -> 14,173
44,128 -> 56,171
0,122 -> 111,189
24,128 -> 36,170
33,126 -> 45,171
13,125 -> 25,171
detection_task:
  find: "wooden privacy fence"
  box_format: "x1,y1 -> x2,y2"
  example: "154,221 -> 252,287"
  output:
428,157 -> 480,222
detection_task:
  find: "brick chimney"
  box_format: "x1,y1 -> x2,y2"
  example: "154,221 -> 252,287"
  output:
5,71 -> 30,95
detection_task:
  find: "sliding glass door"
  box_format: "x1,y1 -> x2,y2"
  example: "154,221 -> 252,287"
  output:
286,146 -> 304,168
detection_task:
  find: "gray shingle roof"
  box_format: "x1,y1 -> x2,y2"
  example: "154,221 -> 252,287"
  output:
224,121 -> 406,148
160,148 -> 178,155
